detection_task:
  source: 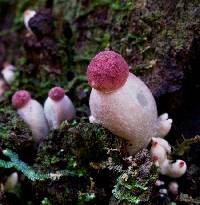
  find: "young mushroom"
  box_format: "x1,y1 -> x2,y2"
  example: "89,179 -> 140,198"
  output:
152,137 -> 171,154
23,9 -> 36,33
150,137 -> 187,178
87,50 -> 172,154
12,90 -> 49,142
150,141 -> 167,165
160,159 -> 187,178
44,87 -> 76,129
1,63 -> 16,84
4,172 -> 18,192
168,181 -> 179,195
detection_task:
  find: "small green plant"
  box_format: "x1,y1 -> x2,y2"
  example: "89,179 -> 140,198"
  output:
174,135 -> 200,156
0,149 -> 84,181
77,192 -> 96,205
112,149 -> 158,205
41,197 -> 52,205
112,173 -> 147,204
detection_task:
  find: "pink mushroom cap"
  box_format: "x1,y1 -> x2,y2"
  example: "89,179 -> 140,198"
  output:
87,51 -> 129,92
48,87 -> 65,101
179,160 -> 185,168
12,90 -> 31,109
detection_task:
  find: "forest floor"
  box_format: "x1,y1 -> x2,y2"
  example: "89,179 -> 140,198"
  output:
0,0 -> 200,205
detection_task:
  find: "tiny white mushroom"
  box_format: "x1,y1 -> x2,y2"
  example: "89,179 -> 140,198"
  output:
12,90 -> 49,142
150,141 -> 167,165
157,113 -> 173,138
23,9 -> 36,33
160,159 -> 187,178
4,172 -> 18,192
159,188 -> 168,194
44,87 -> 76,129
152,137 -> 171,154
168,181 -> 179,195
1,63 -> 16,84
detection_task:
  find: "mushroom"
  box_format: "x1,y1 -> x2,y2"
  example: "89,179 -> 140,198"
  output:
87,50 -> 172,154
23,9 -> 36,33
152,137 -> 171,154
160,159 -> 187,178
44,87 -> 76,129
168,181 -> 179,195
4,172 -> 18,192
1,62 -> 16,84
12,90 -> 49,141
150,141 -> 167,165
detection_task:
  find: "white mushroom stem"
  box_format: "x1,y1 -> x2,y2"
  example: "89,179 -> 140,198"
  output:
150,142 -> 167,165
160,159 -> 187,178
168,181 -> 179,195
157,113 -> 173,138
24,9 -> 36,33
155,180 -> 165,187
150,137 -> 187,178
44,96 -> 75,130
4,172 -> 18,192
152,137 -> 171,154
1,64 -> 15,84
18,99 -> 49,141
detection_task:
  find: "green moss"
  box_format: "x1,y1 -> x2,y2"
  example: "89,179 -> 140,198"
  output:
111,149 -> 158,205
0,103 -> 36,169
31,122 -> 126,204
41,197 -> 52,205
0,103 -> 33,152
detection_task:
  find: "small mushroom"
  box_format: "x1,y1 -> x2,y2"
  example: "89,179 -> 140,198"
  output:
12,90 -> 49,141
150,141 -> 167,165
160,159 -> 187,178
23,9 -> 36,33
1,62 -> 16,84
4,172 -> 18,192
44,87 -> 75,129
152,137 -> 171,154
168,181 -> 179,195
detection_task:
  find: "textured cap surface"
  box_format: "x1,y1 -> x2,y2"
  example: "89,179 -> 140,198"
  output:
48,87 -> 65,101
87,51 -> 129,92
12,90 -> 31,109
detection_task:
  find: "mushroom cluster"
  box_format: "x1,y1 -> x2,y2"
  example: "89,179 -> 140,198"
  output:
151,137 -> 187,178
12,87 -> 75,142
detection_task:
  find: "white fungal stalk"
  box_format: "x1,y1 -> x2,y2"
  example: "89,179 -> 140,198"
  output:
150,141 -> 167,165
152,137 -> 171,154
1,63 -> 16,84
4,172 -> 18,192
23,9 -> 36,33
168,181 -> 179,195
159,159 -> 187,178
44,87 -> 76,129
